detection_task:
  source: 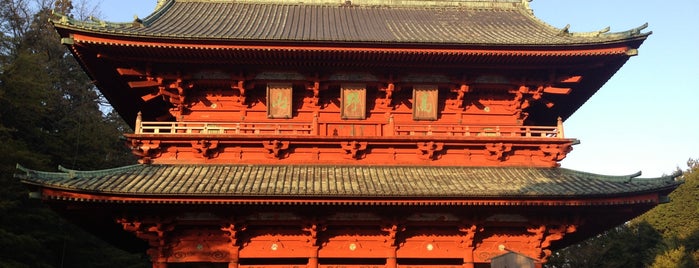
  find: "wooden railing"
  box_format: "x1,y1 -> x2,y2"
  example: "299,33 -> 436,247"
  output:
135,121 -> 563,138
393,124 -> 560,137
137,121 -> 315,135
134,111 -> 565,138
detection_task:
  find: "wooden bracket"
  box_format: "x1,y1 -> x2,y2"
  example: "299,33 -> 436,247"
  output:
417,141 -> 444,160
377,82 -> 395,109
191,140 -> 220,159
381,223 -> 405,247
302,221 -> 326,247
221,221 -> 247,248
448,84 -> 470,110
539,144 -> 572,163
263,140 -> 289,159
458,224 -> 482,249
341,141 -> 368,159
305,81 -> 321,107
131,140 -> 161,163
485,143 -> 512,162
116,218 -> 174,262
527,224 -> 577,260
231,80 -> 247,106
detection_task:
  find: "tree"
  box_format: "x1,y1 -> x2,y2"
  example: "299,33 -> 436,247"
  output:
547,159 -> 699,267
0,0 -> 143,267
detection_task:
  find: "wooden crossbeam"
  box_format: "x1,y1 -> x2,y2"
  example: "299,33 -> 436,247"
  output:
141,93 -> 160,102
543,86 -> 572,95
116,68 -> 145,76
558,75 -> 582,83
128,80 -> 160,88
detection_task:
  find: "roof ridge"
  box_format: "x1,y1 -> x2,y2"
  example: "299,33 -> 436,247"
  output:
172,0 -> 529,8
16,163 -> 144,181
525,7 -> 652,41
559,167 -> 681,184
57,164 -> 144,178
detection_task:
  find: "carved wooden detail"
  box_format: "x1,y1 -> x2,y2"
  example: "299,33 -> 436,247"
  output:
417,141 -> 444,160
131,139 -> 161,163
381,223 -> 405,247
527,224 -> 577,261
221,221 -> 246,266
341,141 -> 368,159
377,82 -> 395,109
191,140 -> 219,159
263,140 -> 289,159
303,220 -> 326,247
448,84 -> 470,110
117,218 -> 174,264
305,81 -> 321,107
486,143 -> 513,162
231,80 -> 247,107
539,144 -> 572,162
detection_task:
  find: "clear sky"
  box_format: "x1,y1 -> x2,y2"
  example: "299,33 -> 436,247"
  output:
89,0 -> 699,177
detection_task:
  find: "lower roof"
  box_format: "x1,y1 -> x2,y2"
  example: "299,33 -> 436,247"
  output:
17,164 -> 681,203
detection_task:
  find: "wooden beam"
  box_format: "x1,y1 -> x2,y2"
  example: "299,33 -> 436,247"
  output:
543,86 -> 572,95
129,80 -> 160,88
141,93 -> 160,102
558,75 -> 582,83
116,68 -> 145,76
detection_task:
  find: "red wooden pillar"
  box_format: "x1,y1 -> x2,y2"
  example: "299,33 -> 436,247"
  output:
463,247 -> 475,268
386,246 -> 397,268
308,246 -> 319,268
228,246 -> 239,268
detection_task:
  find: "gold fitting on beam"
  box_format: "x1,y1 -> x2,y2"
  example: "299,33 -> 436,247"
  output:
60,37 -> 74,45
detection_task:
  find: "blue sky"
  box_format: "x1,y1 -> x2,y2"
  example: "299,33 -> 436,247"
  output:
91,0 -> 699,177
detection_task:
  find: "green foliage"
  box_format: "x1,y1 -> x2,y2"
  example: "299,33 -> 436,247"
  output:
0,0 -> 143,267
547,159 -> 699,267
546,222 -> 663,268
650,246 -> 694,268
637,160 -> 699,240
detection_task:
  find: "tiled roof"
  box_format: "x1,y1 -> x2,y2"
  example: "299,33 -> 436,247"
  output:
52,0 -> 650,46
17,164 -> 680,202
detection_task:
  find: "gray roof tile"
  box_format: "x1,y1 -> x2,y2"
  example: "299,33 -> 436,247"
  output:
18,164 -> 681,200
52,0 -> 650,46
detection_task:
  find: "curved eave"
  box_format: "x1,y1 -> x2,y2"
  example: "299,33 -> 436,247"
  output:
50,0 -> 651,48
27,187 -> 673,207
56,25 -> 648,52
18,164 -> 682,207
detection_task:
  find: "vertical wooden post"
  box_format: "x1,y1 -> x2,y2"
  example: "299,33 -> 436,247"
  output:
308,246 -> 319,268
556,117 -> 564,138
387,115 -> 395,136
386,246 -> 397,268
312,113 -> 319,135
228,246 -> 239,268
148,247 -> 168,268
463,247 -> 475,268
135,111 -> 143,134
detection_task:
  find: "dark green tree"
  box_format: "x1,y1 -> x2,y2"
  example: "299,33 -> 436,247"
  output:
547,160 -> 699,268
0,0 -> 142,267
640,159 -> 699,267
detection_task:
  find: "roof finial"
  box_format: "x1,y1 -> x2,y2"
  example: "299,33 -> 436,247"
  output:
155,0 -> 168,10
557,24 -> 571,36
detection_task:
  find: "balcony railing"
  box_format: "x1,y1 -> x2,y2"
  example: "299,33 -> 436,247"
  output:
393,124 -> 560,137
138,121 -> 315,135
135,119 -> 564,138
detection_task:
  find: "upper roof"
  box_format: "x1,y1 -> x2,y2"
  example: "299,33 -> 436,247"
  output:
17,164 -> 681,205
52,0 -> 650,46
